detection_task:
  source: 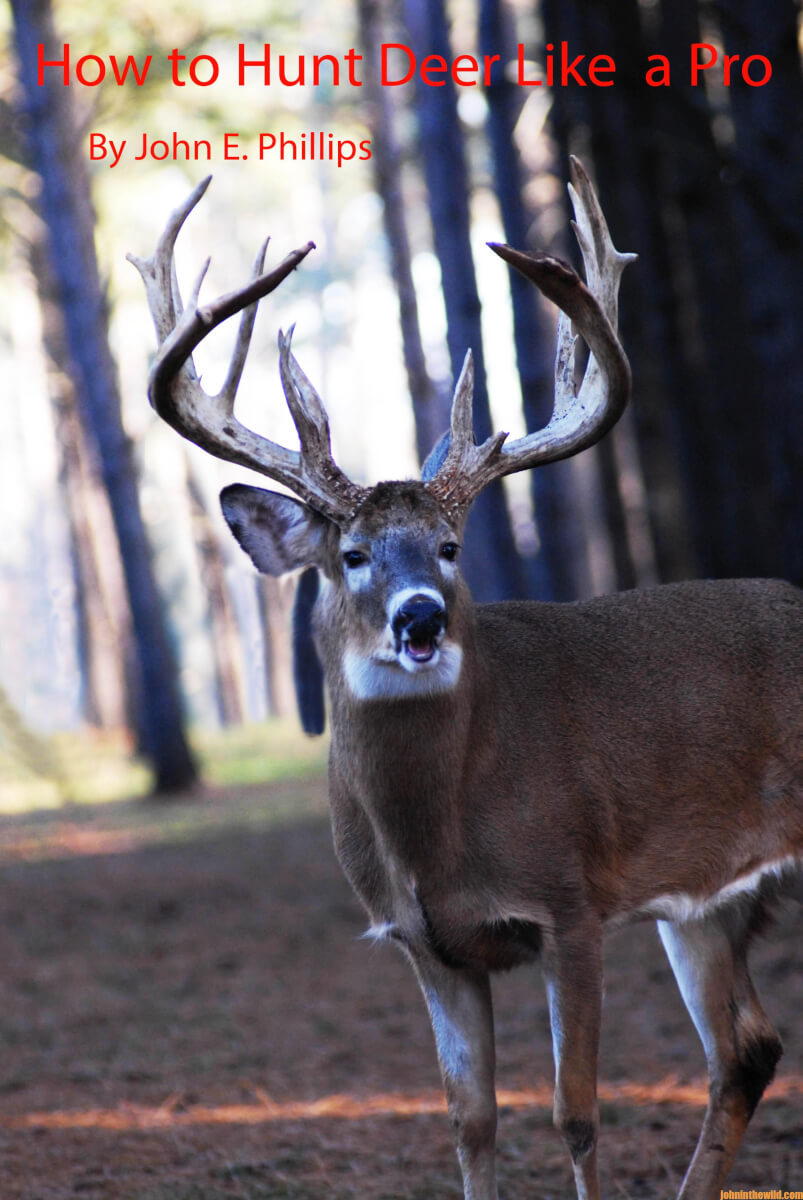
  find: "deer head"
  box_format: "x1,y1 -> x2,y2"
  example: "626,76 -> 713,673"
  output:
128,159 -> 635,702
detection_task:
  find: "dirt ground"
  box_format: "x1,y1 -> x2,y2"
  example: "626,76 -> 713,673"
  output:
0,776 -> 799,1199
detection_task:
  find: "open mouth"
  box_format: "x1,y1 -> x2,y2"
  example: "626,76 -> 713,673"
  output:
402,634 -> 438,664
390,592 -> 448,670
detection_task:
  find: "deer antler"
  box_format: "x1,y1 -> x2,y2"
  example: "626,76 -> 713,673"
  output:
426,157 -> 637,511
127,177 -> 366,523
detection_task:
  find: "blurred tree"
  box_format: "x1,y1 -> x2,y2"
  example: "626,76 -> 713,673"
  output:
10,0 -> 197,792
0,681 -> 71,801
480,0 -> 585,599
653,0 -> 781,581
356,0 -> 448,462
544,0 -> 696,585
539,0 -> 798,585
542,0 -> 678,590
186,468 -> 246,727
717,0 -> 803,586
0,41 -> 132,732
28,228 -> 133,732
259,577 -> 296,720
401,0 -> 528,600
557,0 -> 697,584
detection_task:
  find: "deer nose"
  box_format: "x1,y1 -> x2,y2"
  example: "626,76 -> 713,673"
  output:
391,593 -> 447,645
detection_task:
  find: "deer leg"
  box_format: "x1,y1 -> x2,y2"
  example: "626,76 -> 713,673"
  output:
409,951 -> 498,1200
658,906 -> 783,1200
542,923 -> 604,1200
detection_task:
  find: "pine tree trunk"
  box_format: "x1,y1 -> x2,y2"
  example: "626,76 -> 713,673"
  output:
542,0 -> 695,586
27,229 -> 132,732
717,0 -> 803,585
479,0 -> 584,600
187,470 -> 245,727
652,0 -> 782,580
401,0 -> 529,601
356,0 -> 448,462
11,0 -> 197,792
258,577 -> 296,720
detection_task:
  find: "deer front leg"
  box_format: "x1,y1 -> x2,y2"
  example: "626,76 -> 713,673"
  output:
408,950 -> 498,1200
542,921 -> 603,1200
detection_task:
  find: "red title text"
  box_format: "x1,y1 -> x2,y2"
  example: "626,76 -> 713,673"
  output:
37,41 -> 774,90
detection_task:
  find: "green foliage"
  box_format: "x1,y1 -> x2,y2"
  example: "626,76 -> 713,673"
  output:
197,719 -> 329,789
0,718 -> 328,816
0,683 -> 73,804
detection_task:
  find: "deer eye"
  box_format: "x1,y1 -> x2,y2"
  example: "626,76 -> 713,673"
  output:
440,542 -> 460,562
343,550 -> 368,569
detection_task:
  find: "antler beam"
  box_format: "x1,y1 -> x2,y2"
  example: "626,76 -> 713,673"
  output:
427,157 -> 637,510
128,177 -> 366,522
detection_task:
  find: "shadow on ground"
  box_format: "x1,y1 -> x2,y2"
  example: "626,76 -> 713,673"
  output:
0,779 -> 799,1198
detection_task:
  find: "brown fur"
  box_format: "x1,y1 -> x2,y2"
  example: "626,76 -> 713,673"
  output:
323,571 -> 802,948
303,498 -> 801,1200
139,168 -> 801,1200
221,476 -> 800,1200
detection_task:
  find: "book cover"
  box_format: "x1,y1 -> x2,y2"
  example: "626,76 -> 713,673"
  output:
1,1 -> 800,1196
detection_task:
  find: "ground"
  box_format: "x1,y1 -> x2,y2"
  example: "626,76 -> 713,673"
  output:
0,772 -> 799,1199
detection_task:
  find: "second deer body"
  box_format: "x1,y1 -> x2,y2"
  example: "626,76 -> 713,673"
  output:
131,160 -> 802,1200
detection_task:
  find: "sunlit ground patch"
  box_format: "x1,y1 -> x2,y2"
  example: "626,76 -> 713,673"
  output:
5,1076 -> 802,1131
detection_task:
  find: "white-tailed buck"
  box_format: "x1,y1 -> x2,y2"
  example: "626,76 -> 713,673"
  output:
130,160 -> 801,1200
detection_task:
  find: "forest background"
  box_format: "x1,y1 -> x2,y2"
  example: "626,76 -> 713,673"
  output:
0,3 -> 801,1197
0,0 -> 801,794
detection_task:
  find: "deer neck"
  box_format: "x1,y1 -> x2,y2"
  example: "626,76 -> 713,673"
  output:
321,597 -> 479,875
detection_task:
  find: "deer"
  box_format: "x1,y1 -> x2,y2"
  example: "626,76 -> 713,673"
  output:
129,159 -> 802,1200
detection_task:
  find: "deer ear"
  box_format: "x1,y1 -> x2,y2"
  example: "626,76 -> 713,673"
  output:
421,430 -> 452,481
220,483 -> 327,576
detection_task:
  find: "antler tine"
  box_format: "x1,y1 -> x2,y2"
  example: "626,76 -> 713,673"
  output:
128,180 -> 366,523
449,350 -> 476,445
127,176 -> 211,344
279,326 -> 333,449
427,158 -> 636,510
220,239 -> 269,407
424,352 -> 508,512
278,328 -> 366,509
568,159 -> 636,326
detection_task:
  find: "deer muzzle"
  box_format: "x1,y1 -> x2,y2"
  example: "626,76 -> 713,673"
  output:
391,593 -> 448,664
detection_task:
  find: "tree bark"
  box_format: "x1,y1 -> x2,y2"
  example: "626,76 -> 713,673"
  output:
479,0 -> 584,600
651,0 -> 781,580
401,0 -> 529,601
542,0 -> 697,587
717,0 -> 803,585
356,0 -> 448,463
27,228 -> 133,732
258,577 -> 296,720
187,470 -> 246,727
10,0 -> 197,792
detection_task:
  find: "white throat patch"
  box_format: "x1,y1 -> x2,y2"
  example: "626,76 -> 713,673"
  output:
344,643 -> 463,701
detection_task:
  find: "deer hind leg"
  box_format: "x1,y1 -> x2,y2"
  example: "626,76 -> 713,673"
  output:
408,950 -> 498,1200
542,921 -> 604,1200
658,903 -> 783,1200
